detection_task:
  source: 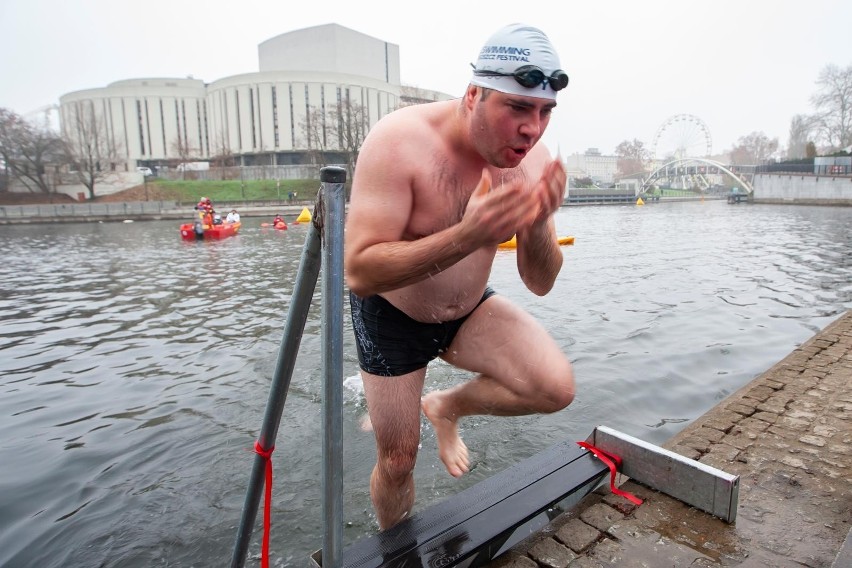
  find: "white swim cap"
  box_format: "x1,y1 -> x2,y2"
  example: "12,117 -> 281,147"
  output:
470,23 -> 566,100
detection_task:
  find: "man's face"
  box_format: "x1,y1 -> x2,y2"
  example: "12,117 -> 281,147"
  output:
469,87 -> 557,169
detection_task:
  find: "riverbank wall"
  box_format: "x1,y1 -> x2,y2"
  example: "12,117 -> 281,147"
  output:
753,173 -> 852,206
0,201 -> 311,225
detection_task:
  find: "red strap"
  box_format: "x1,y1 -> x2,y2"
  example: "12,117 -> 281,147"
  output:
254,441 -> 275,568
577,441 -> 643,505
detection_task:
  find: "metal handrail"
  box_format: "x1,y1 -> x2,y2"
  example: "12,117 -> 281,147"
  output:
230,166 -> 346,568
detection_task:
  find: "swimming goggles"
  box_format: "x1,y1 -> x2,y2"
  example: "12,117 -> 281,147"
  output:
472,65 -> 569,92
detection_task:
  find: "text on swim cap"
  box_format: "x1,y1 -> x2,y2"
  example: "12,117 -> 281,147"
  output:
478,45 -> 531,62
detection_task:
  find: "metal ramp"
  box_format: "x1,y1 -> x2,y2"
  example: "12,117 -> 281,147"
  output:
313,439 -> 608,568
312,426 -> 740,568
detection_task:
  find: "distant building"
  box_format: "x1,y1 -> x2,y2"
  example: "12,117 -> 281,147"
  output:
58,24 -> 454,171
563,148 -> 618,185
614,175 -> 643,193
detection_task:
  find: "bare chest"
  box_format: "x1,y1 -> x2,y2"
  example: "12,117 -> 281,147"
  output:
404,159 -> 526,240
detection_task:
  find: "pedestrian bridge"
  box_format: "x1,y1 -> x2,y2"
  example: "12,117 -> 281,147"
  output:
642,158 -> 754,194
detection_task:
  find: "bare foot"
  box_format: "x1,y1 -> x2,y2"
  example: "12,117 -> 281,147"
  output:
422,392 -> 469,477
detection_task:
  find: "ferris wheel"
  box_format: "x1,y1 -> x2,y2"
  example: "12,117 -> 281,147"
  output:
651,114 -> 713,161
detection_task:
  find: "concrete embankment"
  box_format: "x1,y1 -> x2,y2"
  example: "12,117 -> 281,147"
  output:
0,201 -> 312,225
753,173 -> 852,206
492,310 -> 852,568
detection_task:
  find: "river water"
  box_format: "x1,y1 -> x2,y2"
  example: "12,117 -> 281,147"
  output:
1,201 -> 850,567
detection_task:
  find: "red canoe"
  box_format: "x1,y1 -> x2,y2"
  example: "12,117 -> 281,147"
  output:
179,221 -> 241,240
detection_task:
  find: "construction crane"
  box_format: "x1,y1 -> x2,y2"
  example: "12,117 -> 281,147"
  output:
23,104 -> 60,131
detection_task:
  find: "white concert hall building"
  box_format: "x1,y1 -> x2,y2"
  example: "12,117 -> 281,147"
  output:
58,24 -> 453,173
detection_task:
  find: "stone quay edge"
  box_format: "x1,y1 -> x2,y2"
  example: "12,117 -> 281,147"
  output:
489,310 -> 852,568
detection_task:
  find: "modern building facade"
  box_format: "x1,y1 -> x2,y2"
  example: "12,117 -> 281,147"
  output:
58,24 -> 453,172
563,148 -> 618,184
60,77 -> 208,170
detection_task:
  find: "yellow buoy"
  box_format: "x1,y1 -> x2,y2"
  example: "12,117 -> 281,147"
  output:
295,207 -> 312,223
498,235 -> 575,250
636,197 -> 645,206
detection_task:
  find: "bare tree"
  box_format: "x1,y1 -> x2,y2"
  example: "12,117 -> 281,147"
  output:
209,129 -> 236,180
615,138 -> 649,176
810,63 -> 852,151
0,108 -> 27,193
0,109 -> 17,192
787,114 -> 818,160
0,107 -> 62,194
300,105 -> 330,167
729,131 -> 779,165
171,136 -> 200,180
61,101 -> 125,199
299,98 -> 369,180
329,97 -> 368,179
806,141 -> 818,158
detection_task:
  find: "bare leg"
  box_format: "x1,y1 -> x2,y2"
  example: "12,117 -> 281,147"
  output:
421,391 -> 469,478
362,368 -> 426,530
425,295 -> 574,476
421,374 -> 559,477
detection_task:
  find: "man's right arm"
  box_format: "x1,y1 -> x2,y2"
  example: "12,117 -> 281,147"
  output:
344,122 -> 479,297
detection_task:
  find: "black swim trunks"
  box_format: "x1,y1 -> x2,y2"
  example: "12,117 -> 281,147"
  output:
349,287 -> 497,377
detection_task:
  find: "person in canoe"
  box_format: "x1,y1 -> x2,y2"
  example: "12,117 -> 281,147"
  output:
195,197 -> 215,227
192,197 -> 215,235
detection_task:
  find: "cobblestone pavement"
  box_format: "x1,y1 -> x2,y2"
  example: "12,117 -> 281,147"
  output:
490,310 -> 852,568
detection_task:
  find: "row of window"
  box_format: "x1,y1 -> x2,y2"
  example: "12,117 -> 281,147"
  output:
61,81 -> 399,164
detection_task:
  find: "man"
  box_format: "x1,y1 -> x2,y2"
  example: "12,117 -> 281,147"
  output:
195,196 -> 214,227
344,23 -> 575,530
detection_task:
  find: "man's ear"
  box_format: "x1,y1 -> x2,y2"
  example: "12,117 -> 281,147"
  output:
463,84 -> 480,109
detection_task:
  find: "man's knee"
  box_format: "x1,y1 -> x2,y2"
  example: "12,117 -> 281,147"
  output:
377,445 -> 418,481
538,363 -> 575,413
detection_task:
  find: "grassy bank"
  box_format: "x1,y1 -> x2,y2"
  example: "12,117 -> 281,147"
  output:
150,178 -> 322,203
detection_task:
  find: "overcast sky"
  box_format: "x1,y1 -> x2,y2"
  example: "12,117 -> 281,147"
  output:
1,0 -> 849,157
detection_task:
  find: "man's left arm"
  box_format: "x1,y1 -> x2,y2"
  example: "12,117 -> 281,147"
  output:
517,217 -> 562,295
516,158 -> 567,296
